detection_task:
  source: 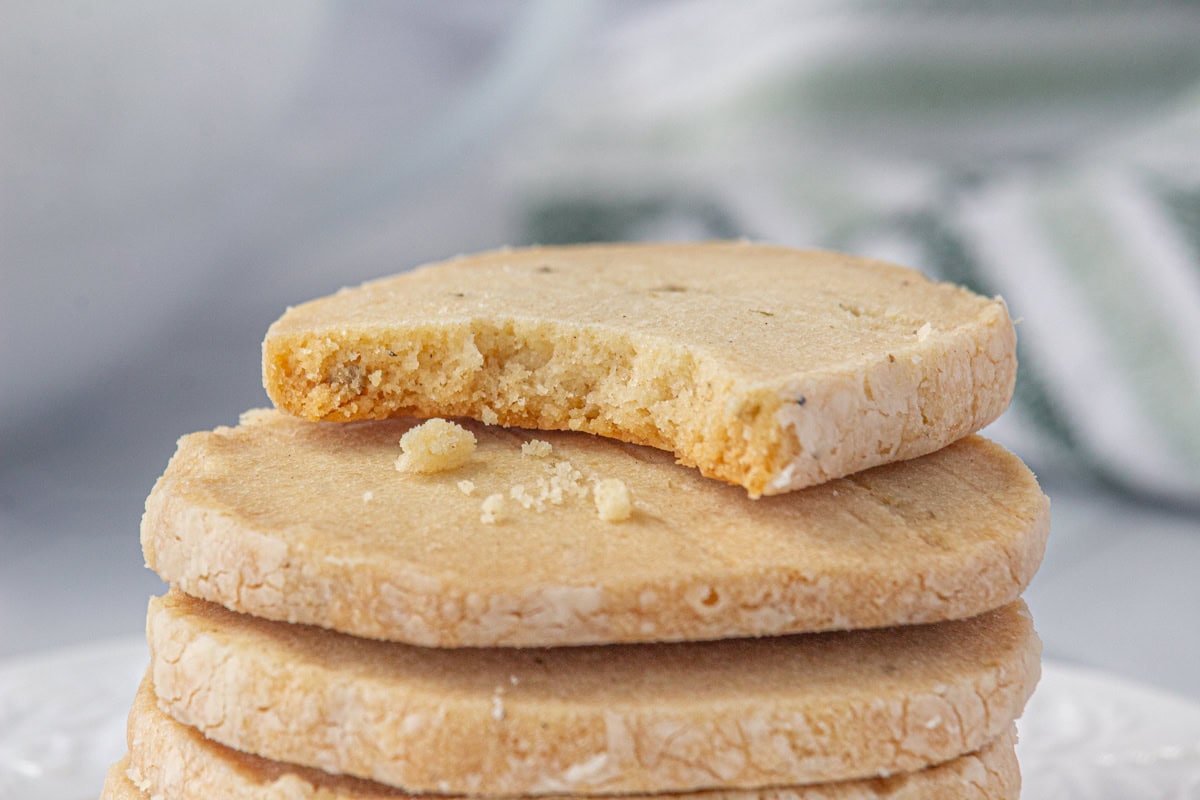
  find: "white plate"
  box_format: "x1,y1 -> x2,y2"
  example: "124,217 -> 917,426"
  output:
1018,661 -> 1200,799
0,637 -> 145,800
1,641 -> 1198,800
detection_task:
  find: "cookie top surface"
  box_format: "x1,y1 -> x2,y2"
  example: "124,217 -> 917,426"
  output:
263,242 -> 1016,496
142,410 -> 1049,647
146,591 -> 1037,795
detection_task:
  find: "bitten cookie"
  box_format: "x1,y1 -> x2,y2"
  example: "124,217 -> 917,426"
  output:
108,678 -> 1021,800
262,242 -> 1016,496
141,410 -> 1049,647
146,591 -> 1040,796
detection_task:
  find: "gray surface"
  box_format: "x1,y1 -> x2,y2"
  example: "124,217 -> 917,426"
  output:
1022,483 -> 1200,700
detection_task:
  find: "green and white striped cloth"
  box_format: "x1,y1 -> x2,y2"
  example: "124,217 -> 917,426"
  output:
502,1 -> 1200,506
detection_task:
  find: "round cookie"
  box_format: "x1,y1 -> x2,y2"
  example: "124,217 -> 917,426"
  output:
101,760 -> 141,800
112,678 -> 1021,800
142,410 -> 1049,647
146,591 -> 1040,796
262,242 -> 1016,497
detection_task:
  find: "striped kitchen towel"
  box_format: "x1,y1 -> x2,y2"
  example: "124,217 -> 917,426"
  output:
503,0 -> 1200,506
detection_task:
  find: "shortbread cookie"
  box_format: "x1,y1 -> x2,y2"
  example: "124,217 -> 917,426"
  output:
101,760 -> 144,800
262,242 -> 1016,496
112,676 -> 1022,800
146,591 -> 1039,795
142,410 -> 1049,647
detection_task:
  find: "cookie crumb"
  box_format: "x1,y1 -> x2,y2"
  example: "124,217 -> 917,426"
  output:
510,484 -> 537,510
237,408 -> 276,427
593,478 -> 632,522
480,407 -> 499,426
491,691 -> 505,721
395,419 -> 477,474
551,461 -> 589,503
521,439 -> 553,458
457,480 -> 475,496
480,493 -> 506,524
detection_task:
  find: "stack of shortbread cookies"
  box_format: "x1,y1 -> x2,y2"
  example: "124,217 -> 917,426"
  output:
103,242 -> 1049,800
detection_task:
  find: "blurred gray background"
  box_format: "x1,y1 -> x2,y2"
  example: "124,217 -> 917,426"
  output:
3,0 -> 1200,706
